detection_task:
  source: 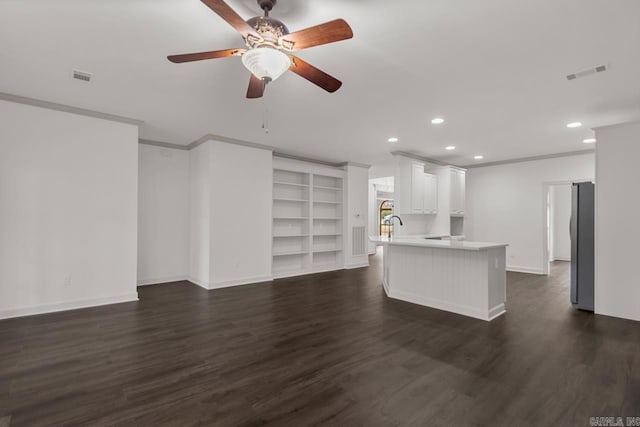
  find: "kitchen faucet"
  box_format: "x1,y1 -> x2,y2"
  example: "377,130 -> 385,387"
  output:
384,215 -> 404,239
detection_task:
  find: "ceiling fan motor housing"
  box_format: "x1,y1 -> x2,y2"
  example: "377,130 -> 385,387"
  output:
245,16 -> 289,48
258,0 -> 276,13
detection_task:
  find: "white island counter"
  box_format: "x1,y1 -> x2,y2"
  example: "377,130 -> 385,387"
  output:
380,237 -> 508,321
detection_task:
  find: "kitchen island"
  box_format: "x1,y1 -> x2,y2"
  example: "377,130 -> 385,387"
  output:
380,237 -> 508,321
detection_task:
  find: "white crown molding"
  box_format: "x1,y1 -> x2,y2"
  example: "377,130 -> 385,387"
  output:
273,151 -> 346,168
142,132 -> 357,170
139,139 -> 189,151
463,149 -> 595,169
340,161 -> 372,169
187,133 -> 274,152
592,119 -> 640,131
390,151 -> 452,167
0,92 -> 144,126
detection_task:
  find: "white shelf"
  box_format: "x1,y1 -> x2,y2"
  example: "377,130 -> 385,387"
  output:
313,185 -> 342,191
273,198 -> 310,203
273,250 -> 309,257
313,200 -> 342,205
273,217 -> 309,220
274,181 -> 309,188
272,167 -> 345,279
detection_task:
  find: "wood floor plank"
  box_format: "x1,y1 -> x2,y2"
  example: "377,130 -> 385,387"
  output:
0,256 -> 639,426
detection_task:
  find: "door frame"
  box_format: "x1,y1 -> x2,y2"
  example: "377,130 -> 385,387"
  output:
541,179 -> 591,275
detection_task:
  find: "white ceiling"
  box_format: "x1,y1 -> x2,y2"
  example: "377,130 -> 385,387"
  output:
2,0 -> 639,166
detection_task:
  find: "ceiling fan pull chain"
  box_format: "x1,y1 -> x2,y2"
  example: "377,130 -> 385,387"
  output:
262,100 -> 269,134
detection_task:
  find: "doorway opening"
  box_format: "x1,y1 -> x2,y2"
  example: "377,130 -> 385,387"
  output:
379,200 -> 393,237
546,183 -> 572,266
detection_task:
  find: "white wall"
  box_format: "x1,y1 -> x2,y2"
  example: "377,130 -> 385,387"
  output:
189,143 -> 213,286
208,141 -> 272,287
595,121 -> 640,322
0,100 -> 139,319
345,164 -> 370,268
551,184 -> 571,261
138,144 -> 190,285
189,140 -> 273,289
466,153 -> 594,274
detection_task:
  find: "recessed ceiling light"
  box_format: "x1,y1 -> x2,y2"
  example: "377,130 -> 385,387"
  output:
474,155 -> 484,160
445,146 -> 456,151
388,137 -> 399,143
583,138 -> 596,144
431,118 -> 445,125
567,122 -> 583,129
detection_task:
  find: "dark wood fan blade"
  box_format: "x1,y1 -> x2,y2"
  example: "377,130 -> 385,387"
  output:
247,74 -> 266,98
201,0 -> 262,40
279,19 -> 353,51
168,48 -> 245,63
289,56 -> 342,93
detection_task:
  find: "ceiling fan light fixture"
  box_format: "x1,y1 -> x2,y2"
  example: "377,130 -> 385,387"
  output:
241,47 -> 291,82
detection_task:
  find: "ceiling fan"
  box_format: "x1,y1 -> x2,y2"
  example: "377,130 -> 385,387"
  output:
168,0 -> 353,98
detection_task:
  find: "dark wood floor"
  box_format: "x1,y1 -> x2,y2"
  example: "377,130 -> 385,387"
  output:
1,254 -> 639,426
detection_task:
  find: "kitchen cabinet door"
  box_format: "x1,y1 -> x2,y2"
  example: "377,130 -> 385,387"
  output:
450,169 -> 466,215
423,173 -> 438,214
411,163 -> 425,213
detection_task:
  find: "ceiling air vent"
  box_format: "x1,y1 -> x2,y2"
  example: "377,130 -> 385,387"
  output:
566,64 -> 607,81
72,69 -> 92,82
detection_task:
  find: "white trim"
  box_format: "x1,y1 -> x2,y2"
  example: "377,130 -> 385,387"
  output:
344,261 -> 370,270
339,161 -> 372,169
592,119 -> 640,131
0,292 -> 139,320
382,276 -> 390,296
137,276 -> 189,286
273,270 -> 314,280
210,275 -> 273,289
507,265 -> 545,275
190,133 -> 274,152
0,92 -> 143,126
463,150 -> 595,169
386,288 -> 503,321
487,303 -> 507,320
390,151 -> 450,167
187,277 -> 211,290
139,139 -> 189,151
188,275 -> 273,290
551,257 -> 571,262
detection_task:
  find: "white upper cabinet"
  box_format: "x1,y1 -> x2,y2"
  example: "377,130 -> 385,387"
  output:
423,173 -> 438,214
450,168 -> 466,215
410,163 -> 425,213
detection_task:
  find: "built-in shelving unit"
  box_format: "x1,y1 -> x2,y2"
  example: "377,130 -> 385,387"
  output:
272,168 -> 344,278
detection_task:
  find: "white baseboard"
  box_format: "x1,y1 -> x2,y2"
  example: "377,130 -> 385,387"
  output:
507,265 -> 545,275
187,275 -> 273,290
386,287 -> 501,321
137,276 -> 188,286
187,277 -> 211,290
344,261 -> 369,270
488,303 -> 507,320
0,292 -> 139,320
550,257 -> 570,262
211,275 -> 273,289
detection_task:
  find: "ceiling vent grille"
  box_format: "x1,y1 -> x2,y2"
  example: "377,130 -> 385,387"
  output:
566,64 -> 607,81
72,69 -> 92,82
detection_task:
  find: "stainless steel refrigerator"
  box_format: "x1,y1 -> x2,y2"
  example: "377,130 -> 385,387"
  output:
570,182 -> 594,312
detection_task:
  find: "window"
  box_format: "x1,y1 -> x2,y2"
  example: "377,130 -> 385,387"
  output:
379,200 -> 394,237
